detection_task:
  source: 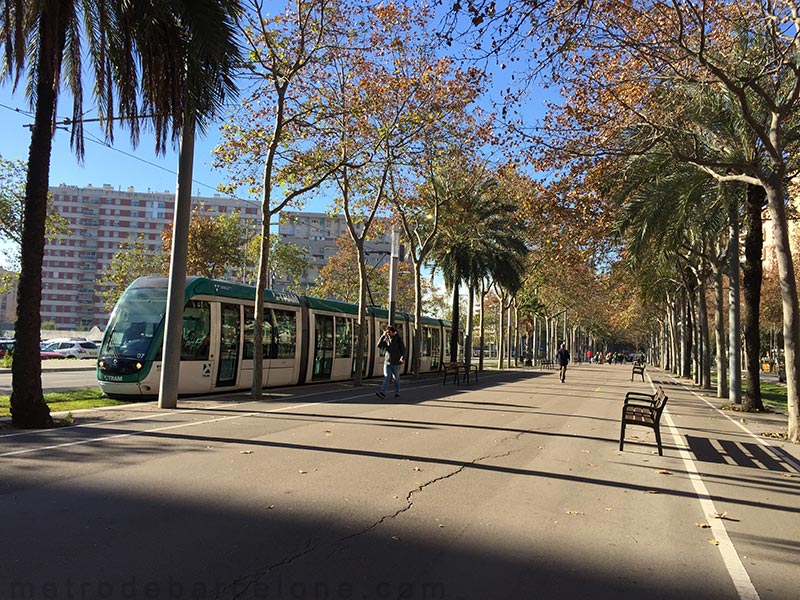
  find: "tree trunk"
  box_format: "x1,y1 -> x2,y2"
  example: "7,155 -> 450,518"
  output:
449,268 -> 459,364
741,184 -> 765,411
681,289 -> 693,379
713,263 -> 729,399
728,203 -> 742,405
764,176 -> 799,441
479,281 -> 486,371
465,282 -> 474,368
498,293 -> 505,368
354,239 -> 368,386
697,281 -> 712,390
10,7 -> 66,428
412,258 -> 424,379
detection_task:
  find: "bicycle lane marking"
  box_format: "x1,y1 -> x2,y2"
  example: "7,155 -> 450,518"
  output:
655,376 -> 760,600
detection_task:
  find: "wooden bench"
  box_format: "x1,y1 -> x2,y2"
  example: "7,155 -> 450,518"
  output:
619,386 -> 669,455
630,361 -> 646,382
443,362 -> 479,385
540,359 -> 555,370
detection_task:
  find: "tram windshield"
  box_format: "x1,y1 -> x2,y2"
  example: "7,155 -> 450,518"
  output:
100,287 -> 167,360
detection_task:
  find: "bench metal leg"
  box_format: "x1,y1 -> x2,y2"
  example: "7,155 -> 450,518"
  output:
619,421 -> 626,451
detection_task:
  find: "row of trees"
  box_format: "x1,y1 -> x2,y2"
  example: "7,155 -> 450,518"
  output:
5,0 -> 800,446
449,0 -> 800,441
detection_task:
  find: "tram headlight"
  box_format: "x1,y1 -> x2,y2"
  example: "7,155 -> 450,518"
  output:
98,359 -> 105,369
135,362 -> 143,370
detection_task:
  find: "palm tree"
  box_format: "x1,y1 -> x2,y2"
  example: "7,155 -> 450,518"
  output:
1,0 -> 241,428
433,169 -> 528,363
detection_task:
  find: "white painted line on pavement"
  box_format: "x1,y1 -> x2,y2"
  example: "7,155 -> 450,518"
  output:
0,398 -> 340,458
652,376 -> 761,600
662,410 -> 760,600
0,378 -> 456,458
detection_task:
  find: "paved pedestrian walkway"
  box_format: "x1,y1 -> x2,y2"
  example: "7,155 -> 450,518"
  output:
1,363 -> 798,599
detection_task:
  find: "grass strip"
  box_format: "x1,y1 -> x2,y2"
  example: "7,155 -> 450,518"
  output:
0,389 -> 135,418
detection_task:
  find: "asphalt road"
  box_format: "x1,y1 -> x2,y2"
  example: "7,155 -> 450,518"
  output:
1,364 -> 798,600
0,362 -> 98,394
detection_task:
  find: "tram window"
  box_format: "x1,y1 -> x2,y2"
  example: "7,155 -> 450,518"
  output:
422,327 -> 432,357
243,307 -> 255,359
273,309 -> 297,359
243,307 -> 279,360
431,329 -> 441,369
181,301 -> 211,360
335,318 -> 352,358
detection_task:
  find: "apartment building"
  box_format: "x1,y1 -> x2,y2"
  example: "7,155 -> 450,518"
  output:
43,184 -> 260,330
276,211 -> 391,292
0,268 -> 18,331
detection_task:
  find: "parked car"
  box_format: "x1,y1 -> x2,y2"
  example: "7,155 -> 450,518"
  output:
41,349 -> 66,360
45,340 -> 99,359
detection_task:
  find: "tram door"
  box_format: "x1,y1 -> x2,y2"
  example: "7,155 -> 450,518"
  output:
216,303 -> 241,387
313,314 -> 334,380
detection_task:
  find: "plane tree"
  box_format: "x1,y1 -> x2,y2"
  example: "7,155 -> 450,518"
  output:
297,2 -> 486,385
213,0 -> 346,399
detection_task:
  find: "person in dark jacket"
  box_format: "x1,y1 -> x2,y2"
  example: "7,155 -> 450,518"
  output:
377,325 -> 405,398
556,342 -> 570,384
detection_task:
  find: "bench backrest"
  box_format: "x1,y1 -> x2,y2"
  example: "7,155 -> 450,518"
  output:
653,387 -> 668,419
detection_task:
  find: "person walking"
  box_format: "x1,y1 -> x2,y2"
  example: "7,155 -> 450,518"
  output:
377,325 -> 405,398
556,342 -> 570,384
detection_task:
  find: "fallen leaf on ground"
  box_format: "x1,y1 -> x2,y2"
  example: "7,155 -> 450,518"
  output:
656,470 -> 671,475
709,539 -> 720,546
695,522 -> 711,529
240,450 -> 254,455
709,512 -> 729,520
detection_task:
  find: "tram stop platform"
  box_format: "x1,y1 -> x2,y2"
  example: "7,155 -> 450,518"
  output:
1,363 -> 799,600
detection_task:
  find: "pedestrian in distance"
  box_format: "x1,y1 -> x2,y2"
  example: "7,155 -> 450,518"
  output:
556,342 -> 570,384
377,325 -> 405,398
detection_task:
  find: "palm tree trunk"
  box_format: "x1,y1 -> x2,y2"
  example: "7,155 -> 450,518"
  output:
728,203 -> 742,404
465,283 -> 474,368
498,293 -> 505,368
764,175 -> 800,441
713,263 -> 729,398
697,281 -> 711,389
742,184 -> 764,411
10,5 -> 66,428
478,281 -> 486,371
449,267 -> 459,364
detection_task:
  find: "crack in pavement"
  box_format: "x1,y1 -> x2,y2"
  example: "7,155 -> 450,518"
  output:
219,538 -> 319,600
330,442 -> 524,552
221,434 -> 528,597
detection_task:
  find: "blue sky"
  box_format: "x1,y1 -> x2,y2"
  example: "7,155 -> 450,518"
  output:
0,84 -> 247,201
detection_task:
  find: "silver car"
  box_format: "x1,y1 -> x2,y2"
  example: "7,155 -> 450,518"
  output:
47,340 -> 99,359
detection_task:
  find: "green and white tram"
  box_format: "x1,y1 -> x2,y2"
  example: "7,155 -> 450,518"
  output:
97,276 -> 454,399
